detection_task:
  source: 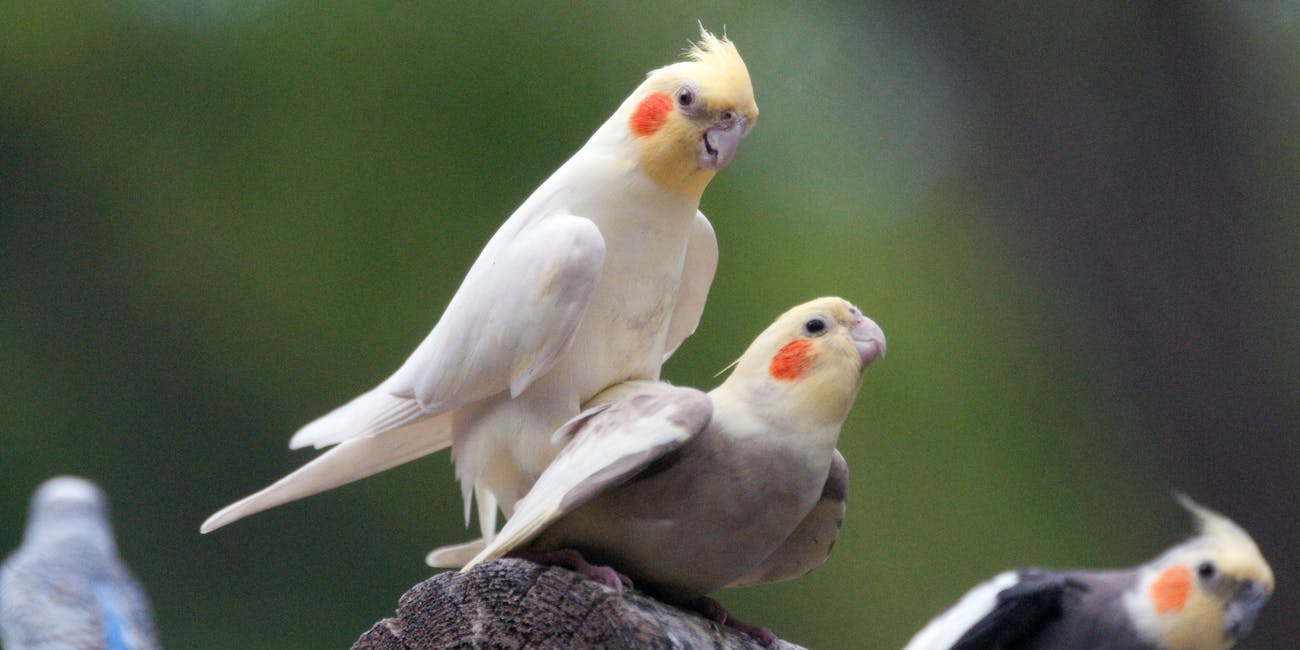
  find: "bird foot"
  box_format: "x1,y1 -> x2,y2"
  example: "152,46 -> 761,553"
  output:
507,548 -> 633,590
690,596 -> 776,646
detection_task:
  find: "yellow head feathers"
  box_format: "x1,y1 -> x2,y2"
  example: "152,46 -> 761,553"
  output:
685,26 -> 739,64
1172,493 -> 1274,592
1131,494 -> 1274,650
621,27 -> 758,197
675,27 -> 755,112
725,297 -> 885,427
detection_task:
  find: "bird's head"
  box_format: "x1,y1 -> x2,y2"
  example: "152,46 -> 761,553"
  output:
23,475 -> 116,552
621,26 -> 758,197
723,297 -> 885,429
1127,494 -> 1273,650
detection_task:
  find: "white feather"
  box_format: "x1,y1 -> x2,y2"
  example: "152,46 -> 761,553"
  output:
201,413 -> 452,533
662,212 -> 718,362
397,215 -> 606,408
903,570 -> 1020,650
425,538 -> 487,569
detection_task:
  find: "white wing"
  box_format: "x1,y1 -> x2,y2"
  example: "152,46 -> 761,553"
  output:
458,383 -> 713,570
902,571 -> 1020,650
289,215 -> 604,450
662,211 -> 717,361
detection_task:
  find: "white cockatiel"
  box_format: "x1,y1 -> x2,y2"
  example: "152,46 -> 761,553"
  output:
455,297 -> 885,640
202,28 -> 758,542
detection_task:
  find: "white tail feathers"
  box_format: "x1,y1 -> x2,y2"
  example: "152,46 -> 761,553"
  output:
201,413 -> 453,533
425,537 -> 486,568
288,388 -> 428,450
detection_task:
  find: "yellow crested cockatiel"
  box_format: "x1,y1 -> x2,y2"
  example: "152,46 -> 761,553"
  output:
201,28 -> 758,543
904,495 -> 1274,650
454,297 -> 886,643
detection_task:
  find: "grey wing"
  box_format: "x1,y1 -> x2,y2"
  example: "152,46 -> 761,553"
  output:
1017,570 -> 1151,650
725,448 -> 849,588
462,383 -> 713,570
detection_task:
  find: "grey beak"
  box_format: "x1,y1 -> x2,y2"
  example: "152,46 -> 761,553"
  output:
697,111 -> 749,171
849,310 -> 887,368
1224,580 -> 1270,640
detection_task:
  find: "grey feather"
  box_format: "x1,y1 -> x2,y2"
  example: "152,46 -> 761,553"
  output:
725,448 -> 849,588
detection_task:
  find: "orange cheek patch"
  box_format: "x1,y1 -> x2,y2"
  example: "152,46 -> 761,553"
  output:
629,93 -> 673,137
769,340 -> 814,380
1150,565 -> 1192,614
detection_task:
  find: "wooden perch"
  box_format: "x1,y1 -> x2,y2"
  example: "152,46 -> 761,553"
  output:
352,558 -> 807,649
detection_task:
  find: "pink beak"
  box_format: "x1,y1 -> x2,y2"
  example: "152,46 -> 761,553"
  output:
698,110 -> 749,170
850,310 -> 887,369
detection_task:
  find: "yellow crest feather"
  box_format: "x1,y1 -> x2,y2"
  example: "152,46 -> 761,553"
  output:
1176,493 -> 1274,588
686,25 -> 738,64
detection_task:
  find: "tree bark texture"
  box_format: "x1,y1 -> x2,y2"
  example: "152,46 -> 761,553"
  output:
352,559 -> 807,649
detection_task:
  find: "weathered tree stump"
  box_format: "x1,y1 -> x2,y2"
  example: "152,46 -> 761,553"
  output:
353,558 -> 807,649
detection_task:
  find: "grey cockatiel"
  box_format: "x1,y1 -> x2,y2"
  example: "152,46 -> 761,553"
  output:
200,28 -> 758,544
424,450 -> 851,586
1,477 -> 159,650
903,495 -> 1274,650
455,297 -> 885,642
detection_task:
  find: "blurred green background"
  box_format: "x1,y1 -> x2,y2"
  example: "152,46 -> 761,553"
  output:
2,2 -> 1296,648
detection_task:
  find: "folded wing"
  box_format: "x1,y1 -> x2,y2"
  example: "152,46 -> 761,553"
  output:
290,215 -> 605,450
726,448 -> 848,588
461,383 -> 713,571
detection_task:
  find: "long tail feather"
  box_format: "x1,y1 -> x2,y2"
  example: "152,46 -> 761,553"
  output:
425,537 -> 486,568
201,413 -> 452,533
289,388 -> 427,450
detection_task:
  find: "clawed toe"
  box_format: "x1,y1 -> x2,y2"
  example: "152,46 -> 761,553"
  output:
506,548 -> 632,591
690,596 -> 776,646
585,564 -> 632,590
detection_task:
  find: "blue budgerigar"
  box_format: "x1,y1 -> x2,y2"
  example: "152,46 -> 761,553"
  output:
0,476 -> 159,650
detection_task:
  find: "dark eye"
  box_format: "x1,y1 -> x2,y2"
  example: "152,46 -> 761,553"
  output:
803,318 -> 828,337
1197,561 -> 1217,580
676,86 -> 696,108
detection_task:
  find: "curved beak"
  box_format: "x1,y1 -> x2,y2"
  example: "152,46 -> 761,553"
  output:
698,111 -> 749,171
849,310 -> 887,369
1224,580 -> 1270,640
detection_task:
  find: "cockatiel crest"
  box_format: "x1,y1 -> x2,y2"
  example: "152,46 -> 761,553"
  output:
202,27 -> 757,549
